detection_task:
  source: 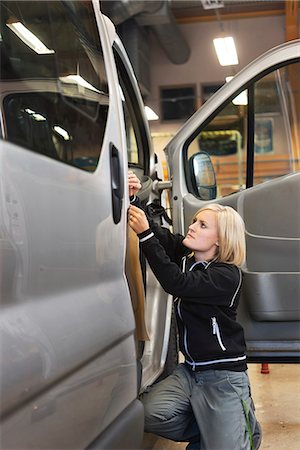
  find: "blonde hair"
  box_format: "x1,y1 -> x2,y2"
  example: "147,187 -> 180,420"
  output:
192,204 -> 246,266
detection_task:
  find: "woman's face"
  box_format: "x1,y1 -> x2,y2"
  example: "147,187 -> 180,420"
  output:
182,209 -> 219,260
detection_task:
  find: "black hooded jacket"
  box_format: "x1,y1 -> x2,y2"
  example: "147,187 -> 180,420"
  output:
138,224 -> 247,372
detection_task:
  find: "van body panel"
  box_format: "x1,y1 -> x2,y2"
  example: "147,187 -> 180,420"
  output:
1,334 -> 137,448
87,400 -> 144,450
0,136 -> 137,447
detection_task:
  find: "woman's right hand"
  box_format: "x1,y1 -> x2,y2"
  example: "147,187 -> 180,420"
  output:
128,205 -> 150,234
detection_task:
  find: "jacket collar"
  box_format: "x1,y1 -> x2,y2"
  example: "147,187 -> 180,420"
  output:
182,255 -> 216,272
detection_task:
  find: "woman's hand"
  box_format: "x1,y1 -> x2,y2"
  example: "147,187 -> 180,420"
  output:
128,205 -> 150,234
128,170 -> 141,197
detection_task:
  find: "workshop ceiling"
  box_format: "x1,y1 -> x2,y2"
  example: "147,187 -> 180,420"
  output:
171,0 -> 288,23
100,0 -> 298,88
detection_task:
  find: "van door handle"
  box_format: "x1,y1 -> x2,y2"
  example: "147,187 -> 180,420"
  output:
110,143 -> 124,224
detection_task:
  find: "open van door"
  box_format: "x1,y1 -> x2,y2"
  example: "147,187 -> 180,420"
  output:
165,40 -> 300,362
112,36 -> 178,389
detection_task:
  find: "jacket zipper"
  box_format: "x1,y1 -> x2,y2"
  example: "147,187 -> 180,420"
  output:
212,317 -> 226,351
177,257 -> 204,369
177,298 -> 196,368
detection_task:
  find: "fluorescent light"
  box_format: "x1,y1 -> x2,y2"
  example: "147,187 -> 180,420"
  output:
25,108 -> 35,115
25,108 -> 46,121
54,126 -> 70,141
201,0 -> 224,10
32,113 -> 47,121
213,37 -> 238,66
6,22 -> 54,55
225,76 -> 248,105
145,106 -> 159,121
59,75 -> 101,93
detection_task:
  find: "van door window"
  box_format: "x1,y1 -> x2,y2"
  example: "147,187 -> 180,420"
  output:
119,84 -> 140,165
0,1 -> 109,172
114,50 -> 150,174
186,60 -> 299,199
253,62 -> 300,184
187,96 -> 248,198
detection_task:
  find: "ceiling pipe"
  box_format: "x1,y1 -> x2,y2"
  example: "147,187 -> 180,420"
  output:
151,18 -> 190,64
101,0 -> 163,25
102,0 -> 190,64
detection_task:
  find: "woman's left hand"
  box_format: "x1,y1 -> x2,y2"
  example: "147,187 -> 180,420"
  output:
128,171 -> 142,197
128,205 -> 150,234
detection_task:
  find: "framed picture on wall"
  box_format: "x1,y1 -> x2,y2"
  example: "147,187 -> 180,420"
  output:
254,118 -> 273,153
160,85 -> 196,121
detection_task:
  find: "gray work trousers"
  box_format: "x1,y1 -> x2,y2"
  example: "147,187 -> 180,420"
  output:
141,364 -> 262,450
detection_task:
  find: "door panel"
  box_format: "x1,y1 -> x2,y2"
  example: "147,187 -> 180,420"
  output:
239,173 -> 300,324
241,174 -> 300,272
168,40 -> 300,361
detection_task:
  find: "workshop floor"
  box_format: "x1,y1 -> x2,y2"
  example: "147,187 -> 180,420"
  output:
142,363 -> 300,450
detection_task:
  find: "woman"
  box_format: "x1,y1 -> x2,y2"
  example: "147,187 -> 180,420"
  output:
128,202 -> 261,450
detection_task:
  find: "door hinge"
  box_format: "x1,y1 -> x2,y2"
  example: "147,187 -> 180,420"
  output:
152,180 -> 172,194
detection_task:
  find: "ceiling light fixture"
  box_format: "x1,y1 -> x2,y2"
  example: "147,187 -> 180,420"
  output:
145,106 -> 159,121
59,75 -> 101,94
54,126 -> 70,141
25,108 -> 46,121
201,0 -> 224,10
213,36 -> 238,66
6,21 -> 55,54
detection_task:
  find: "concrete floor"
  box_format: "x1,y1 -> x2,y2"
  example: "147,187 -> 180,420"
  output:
142,363 -> 300,450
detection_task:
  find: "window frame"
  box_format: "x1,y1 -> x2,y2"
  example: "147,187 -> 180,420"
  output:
113,45 -> 151,175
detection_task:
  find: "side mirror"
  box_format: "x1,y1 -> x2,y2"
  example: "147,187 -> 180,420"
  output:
189,152 -> 217,200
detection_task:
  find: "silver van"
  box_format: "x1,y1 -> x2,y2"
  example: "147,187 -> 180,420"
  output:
0,1 -> 299,449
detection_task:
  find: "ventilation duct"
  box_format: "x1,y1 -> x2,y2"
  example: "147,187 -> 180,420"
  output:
102,0 -> 190,65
